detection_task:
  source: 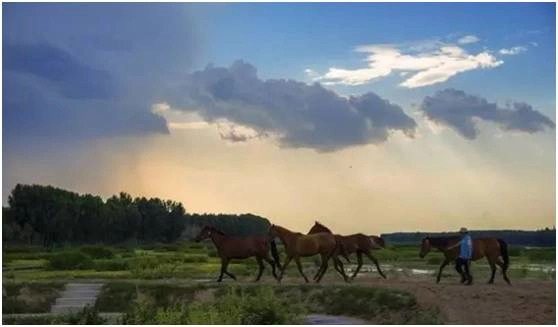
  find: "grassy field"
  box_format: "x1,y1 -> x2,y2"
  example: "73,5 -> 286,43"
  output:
2,242 -> 555,323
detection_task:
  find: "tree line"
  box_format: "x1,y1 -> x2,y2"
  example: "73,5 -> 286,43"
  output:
382,229 -> 556,247
3,184 -> 270,248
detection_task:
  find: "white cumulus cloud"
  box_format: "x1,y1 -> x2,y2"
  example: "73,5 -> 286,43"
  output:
315,41 -> 503,88
457,35 -> 480,44
499,46 -> 527,55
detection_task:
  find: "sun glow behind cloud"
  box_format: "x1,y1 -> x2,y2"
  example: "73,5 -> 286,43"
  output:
4,114 -> 554,234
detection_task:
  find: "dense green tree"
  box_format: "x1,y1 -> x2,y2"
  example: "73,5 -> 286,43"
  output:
3,184 -> 271,247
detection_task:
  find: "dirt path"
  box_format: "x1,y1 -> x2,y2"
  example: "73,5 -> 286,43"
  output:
355,276 -> 555,324
50,283 -> 103,314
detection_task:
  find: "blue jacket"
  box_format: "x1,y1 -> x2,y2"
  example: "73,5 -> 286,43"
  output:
459,234 -> 473,259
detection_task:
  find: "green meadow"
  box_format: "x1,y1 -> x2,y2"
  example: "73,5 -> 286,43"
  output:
2,242 -> 554,324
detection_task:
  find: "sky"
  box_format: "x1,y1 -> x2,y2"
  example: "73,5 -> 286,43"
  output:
3,3 -> 556,234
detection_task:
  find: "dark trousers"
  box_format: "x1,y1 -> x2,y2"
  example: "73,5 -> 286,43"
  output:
455,257 -> 472,284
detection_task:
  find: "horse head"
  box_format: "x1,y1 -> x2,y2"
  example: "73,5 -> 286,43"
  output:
194,226 -> 223,242
419,236 -> 431,258
372,236 -> 386,248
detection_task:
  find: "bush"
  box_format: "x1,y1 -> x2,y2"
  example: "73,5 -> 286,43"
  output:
48,252 -> 94,270
507,247 -> 522,257
121,285 -> 304,325
303,285 -> 416,321
2,282 -> 65,314
94,259 -> 129,271
95,283 -> 137,312
3,246 -> 44,254
2,315 -> 54,324
525,248 -> 555,262
80,245 -> 115,259
53,305 -> 107,324
235,286 -> 305,324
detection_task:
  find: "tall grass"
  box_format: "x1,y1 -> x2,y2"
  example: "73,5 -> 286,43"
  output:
120,285 -> 305,324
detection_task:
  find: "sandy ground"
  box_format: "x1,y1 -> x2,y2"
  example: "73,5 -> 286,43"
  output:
352,275 -> 556,325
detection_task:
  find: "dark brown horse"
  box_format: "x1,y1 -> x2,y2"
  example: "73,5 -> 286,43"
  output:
269,224 -> 348,283
308,221 -> 386,280
419,236 -> 511,284
194,226 -> 279,282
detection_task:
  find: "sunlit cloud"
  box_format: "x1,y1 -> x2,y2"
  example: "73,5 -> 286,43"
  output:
167,60 -> 417,151
314,40 -> 504,88
457,34 -> 480,44
499,46 -> 528,55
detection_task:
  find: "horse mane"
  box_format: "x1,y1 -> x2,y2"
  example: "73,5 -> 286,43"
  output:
309,221 -> 332,234
272,224 -> 302,237
425,236 -> 460,247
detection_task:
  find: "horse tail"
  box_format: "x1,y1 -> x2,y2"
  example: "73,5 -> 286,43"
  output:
270,239 -> 282,269
497,238 -> 509,269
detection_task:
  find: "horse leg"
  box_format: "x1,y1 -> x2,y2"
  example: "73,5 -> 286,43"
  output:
364,251 -> 386,279
217,258 -> 229,282
315,256 -> 329,283
332,256 -> 349,282
278,256 -> 292,281
436,258 -> 449,283
295,257 -> 309,283
263,256 -> 279,281
495,257 -> 511,285
222,259 -> 236,280
313,253 -> 328,281
488,259 -> 497,284
350,252 -> 363,280
254,257 -> 265,282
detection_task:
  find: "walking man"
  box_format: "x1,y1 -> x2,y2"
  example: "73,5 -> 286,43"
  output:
448,227 -> 473,285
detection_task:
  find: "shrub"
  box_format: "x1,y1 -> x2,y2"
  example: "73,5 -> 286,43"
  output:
2,315 -> 54,324
48,252 -> 94,270
80,245 -> 115,259
95,283 -> 137,312
525,248 -> 555,262
306,285 -> 416,320
236,286 -> 305,324
53,305 -> 107,324
121,285 -> 304,325
94,259 -> 129,271
2,282 -> 65,314
3,246 -> 44,254
507,247 -> 522,257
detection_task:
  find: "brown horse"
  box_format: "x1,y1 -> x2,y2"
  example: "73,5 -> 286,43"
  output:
419,236 -> 511,284
269,224 -> 349,283
308,221 -> 386,280
194,226 -> 279,282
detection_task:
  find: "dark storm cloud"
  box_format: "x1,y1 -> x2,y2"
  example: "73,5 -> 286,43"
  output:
4,43 -> 115,99
170,60 -> 417,151
420,89 -> 555,139
3,3 -> 197,143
